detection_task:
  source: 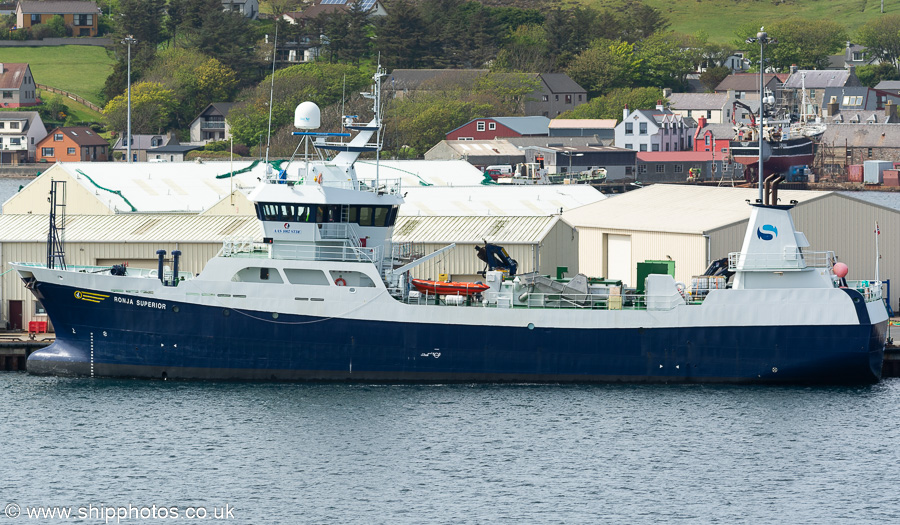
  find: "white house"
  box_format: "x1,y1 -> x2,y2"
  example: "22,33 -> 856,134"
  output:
615,102 -> 697,152
0,111 -> 46,164
222,0 -> 258,19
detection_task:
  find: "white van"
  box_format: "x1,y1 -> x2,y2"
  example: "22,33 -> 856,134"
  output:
485,165 -> 512,175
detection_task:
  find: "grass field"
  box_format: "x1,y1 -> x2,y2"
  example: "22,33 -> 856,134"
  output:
588,0 -> 900,43
0,46 -> 114,106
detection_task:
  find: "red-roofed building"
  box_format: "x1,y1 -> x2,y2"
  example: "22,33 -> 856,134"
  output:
0,62 -> 38,108
36,126 -> 109,162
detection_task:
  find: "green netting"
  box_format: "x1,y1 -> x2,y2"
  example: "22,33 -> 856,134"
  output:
215,159 -> 289,179
357,161 -> 433,186
481,172 -> 499,185
75,169 -> 137,212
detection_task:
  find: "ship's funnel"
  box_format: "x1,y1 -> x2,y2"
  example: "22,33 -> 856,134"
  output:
294,101 -> 321,130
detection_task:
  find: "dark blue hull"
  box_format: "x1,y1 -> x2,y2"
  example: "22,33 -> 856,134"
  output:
26,282 -> 886,384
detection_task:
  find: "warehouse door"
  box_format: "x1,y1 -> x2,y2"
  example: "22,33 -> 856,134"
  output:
8,300 -> 22,331
606,234 -> 632,286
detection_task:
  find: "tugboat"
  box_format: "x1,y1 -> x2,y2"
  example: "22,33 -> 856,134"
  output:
12,67 -> 887,383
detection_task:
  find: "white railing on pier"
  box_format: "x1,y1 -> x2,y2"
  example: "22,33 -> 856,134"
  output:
729,250 -> 835,271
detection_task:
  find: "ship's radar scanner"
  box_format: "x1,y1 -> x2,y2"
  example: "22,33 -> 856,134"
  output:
294,101 -> 321,129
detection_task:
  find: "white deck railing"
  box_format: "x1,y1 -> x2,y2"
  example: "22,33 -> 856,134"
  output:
729,250 -> 835,271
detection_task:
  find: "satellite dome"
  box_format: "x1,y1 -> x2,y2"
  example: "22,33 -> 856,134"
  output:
294,101 -> 321,130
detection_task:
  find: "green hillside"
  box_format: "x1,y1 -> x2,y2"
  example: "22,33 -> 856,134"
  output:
0,46 -> 114,106
590,0 -> 900,43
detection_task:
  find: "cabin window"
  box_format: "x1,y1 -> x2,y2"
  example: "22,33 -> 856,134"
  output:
477,121 -> 485,131
232,267 -> 284,283
284,268 -> 331,285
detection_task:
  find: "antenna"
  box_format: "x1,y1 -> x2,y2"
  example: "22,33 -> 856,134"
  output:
47,180 -> 66,270
264,22 -> 278,174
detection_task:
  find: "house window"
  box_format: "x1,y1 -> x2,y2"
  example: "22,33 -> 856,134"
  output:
10,122 -> 18,129
54,134 -> 63,141
489,122 -> 496,131
541,95 -> 549,102
624,143 -> 632,150
34,301 -> 46,315
0,122 -> 4,129
705,136 -> 710,146
665,143 -> 670,152
721,148 -> 727,153
639,144 -> 647,152
674,165 -> 683,173
30,14 -> 40,24
706,110 -> 712,118
639,122 -> 647,135
656,164 -> 664,173
1,91 -> 11,99
555,95 -> 559,101
67,147 -> 75,155
726,109 -> 731,118
477,121 -> 485,132
565,95 -> 572,104
638,164 -> 647,173
625,166 -> 633,175
652,144 -> 659,151
578,95 -> 583,102
868,148 -> 873,158
41,147 -> 54,157
625,123 -> 633,135
73,14 -> 93,26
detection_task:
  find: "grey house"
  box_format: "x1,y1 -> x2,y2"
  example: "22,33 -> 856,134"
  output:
189,103 -> 235,143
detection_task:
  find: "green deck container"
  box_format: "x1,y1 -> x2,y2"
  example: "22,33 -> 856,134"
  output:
636,260 -> 675,294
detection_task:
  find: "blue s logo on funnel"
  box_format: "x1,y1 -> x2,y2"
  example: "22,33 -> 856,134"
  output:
757,224 -> 778,241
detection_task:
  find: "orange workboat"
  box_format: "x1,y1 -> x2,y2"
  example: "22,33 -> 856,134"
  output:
411,279 -> 489,296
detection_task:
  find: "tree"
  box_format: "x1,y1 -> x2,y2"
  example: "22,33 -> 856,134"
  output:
103,82 -> 176,133
383,91 -> 494,153
473,72 -> 541,114
227,63 -> 370,146
619,0 -> 669,43
857,63 -> 900,88
699,66 -> 731,92
857,14 -> 900,68
634,33 -> 694,91
193,10 -> 259,84
142,48 -> 239,127
566,40 -> 641,98
374,0 -> 433,69
493,24 -> 551,73
558,87 -> 662,121
735,19 -> 846,71
45,15 -> 68,37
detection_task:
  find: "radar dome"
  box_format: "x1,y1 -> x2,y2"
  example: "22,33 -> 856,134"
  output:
294,101 -> 321,130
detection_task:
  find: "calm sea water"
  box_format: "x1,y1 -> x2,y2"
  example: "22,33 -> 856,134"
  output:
2,374 -> 900,524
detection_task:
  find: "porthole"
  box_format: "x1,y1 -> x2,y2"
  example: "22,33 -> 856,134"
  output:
223,309 -> 231,317
272,312 -> 279,319
527,323 -> 535,330
172,305 -> 180,313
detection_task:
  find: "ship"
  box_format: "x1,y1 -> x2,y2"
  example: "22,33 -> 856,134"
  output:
729,100 -> 821,181
12,68 -> 888,383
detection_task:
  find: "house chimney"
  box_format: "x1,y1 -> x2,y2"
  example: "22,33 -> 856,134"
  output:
886,100 -> 897,122
827,96 -> 839,118
656,100 -> 664,111
623,104 -> 629,120
662,87 -> 672,98
790,64 -> 798,74
697,116 -> 707,129
0,63 -> 4,74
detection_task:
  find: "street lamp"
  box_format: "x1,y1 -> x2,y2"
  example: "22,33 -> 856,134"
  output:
746,28 -> 776,202
562,151 -> 584,173
122,35 -> 137,163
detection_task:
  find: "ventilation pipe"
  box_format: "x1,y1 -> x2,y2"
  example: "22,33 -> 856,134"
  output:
172,250 -> 181,286
156,250 -> 166,284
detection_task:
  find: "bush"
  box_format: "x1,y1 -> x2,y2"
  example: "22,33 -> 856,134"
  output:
28,23 -> 55,40
7,28 -> 28,41
205,141 -> 228,152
